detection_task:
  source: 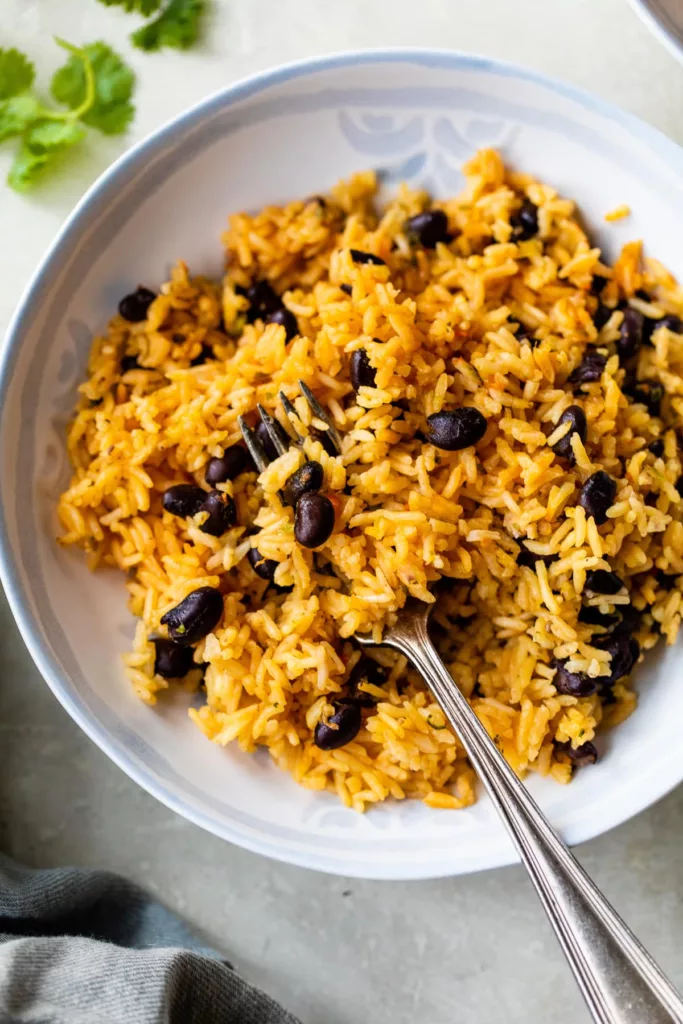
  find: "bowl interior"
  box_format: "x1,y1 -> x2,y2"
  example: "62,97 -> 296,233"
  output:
3,52 -> 683,879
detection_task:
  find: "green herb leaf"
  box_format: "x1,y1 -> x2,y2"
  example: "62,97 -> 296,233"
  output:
97,0 -> 163,13
1,38 -> 137,194
0,47 -> 35,100
0,95 -> 41,143
51,41 -> 135,136
8,119 -> 86,192
131,0 -> 205,52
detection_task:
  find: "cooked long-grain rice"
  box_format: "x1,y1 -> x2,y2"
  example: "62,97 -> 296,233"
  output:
58,149 -> 683,812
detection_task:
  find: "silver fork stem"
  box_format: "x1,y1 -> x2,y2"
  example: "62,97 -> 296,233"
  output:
381,605 -> 683,1024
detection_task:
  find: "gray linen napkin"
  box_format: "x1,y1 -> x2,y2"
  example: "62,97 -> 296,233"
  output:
0,854 -> 302,1024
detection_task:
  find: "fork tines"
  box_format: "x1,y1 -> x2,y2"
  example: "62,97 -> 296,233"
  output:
256,404 -> 290,457
297,381 -> 343,456
239,380 -> 343,469
237,416 -> 270,473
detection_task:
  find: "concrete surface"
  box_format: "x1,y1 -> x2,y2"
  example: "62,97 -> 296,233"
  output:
2,2 -> 683,1022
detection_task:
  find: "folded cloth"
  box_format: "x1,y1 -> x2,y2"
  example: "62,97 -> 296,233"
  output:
0,854 -> 302,1024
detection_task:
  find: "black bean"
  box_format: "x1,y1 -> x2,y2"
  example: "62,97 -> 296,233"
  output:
510,198 -> 538,241
585,569 -> 624,595
206,446 -> 250,485
162,484 -> 206,519
611,605 -> 642,638
648,439 -> 665,458
568,350 -> 606,385
314,702 -> 362,750
656,570 -> 680,591
581,604 -> 640,652
266,307 -> 299,341
270,581 -> 294,596
197,490 -> 237,536
621,367 -> 637,397
350,349 -> 376,390
120,354 -> 140,373
643,306 -> 675,345
617,308 -> 644,361
245,280 -> 282,323
153,637 -> 194,679
578,606 -> 620,629
247,546 -> 278,581
579,470 -> 616,526
516,544 -> 558,569
551,405 -> 587,464
554,739 -> 598,767
642,317 -> 658,345
624,380 -> 664,417
345,657 -> 389,707
349,248 -> 386,266
295,492 -> 335,548
340,284 -> 353,296
160,587 -> 224,645
552,660 -> 598,697
426,407 -> 488,451
283,460 -> 324,507
118,286 -> 156,323
594,633 -> 640,683
405,209 -> 451,248
593,303 -> 615,331
658,314 -> 683,334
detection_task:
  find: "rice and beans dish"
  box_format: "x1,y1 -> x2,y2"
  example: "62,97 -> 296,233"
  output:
58,149 -> 683,813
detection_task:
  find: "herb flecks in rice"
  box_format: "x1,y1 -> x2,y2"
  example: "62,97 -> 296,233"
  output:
57,149 -> 683,813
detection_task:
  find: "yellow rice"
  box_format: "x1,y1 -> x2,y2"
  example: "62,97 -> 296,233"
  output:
604,204 -> 632,223
57,149 -> 683,812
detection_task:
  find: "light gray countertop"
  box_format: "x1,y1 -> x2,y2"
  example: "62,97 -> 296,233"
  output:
2,2 -> 683,1022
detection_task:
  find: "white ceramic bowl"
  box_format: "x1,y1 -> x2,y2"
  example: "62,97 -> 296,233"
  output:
3,51 -> 683,880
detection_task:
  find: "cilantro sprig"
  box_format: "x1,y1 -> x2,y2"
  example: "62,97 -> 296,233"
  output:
132,0 -> 206,51
0,39 -> 135,192
97,0 -> 206,52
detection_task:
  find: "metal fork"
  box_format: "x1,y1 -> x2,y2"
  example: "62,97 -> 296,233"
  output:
238,380 -> 343,473
240,384 -> 683,1020
356,599 -> 683,1024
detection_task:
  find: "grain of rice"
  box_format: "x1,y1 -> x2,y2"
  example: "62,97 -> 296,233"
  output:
604,204 -> 631,223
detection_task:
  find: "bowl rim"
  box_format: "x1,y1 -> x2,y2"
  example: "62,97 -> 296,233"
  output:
2,47 -> 683,879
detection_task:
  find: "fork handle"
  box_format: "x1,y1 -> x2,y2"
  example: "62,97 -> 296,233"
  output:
389,626 -> 683,1024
